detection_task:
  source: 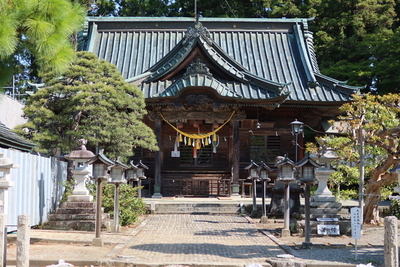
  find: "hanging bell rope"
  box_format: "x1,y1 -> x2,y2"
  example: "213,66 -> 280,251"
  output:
159,110 -> 236,140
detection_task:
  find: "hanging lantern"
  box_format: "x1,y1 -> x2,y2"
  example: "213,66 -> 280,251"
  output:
275,155 -> 296,181
245,161 -> 260,179
212,121 -> 219,129
87,149 -> 114,179
193,120 -> 199,128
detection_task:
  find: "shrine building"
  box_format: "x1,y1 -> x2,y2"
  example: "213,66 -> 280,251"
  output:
82,17 -> 361,198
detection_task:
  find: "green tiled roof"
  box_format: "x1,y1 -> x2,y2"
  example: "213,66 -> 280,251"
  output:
83,17 -> 363,103
0,122 -> 35,152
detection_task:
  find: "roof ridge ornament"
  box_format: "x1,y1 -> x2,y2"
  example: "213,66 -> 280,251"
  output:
185,58 -> 212,76
183,21 -> 213,46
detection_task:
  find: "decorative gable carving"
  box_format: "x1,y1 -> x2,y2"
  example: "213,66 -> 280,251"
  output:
183,22 -> 213,46
185,58 -> 212,76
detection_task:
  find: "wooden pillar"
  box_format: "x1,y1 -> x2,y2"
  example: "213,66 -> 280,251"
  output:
231,120 -> 240,197
152,118 -> 162,198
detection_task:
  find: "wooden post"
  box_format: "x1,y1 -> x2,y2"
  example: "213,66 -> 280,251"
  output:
282,181 -> 291,237
153,118 -> 162,198
232,120 -> 240,197
251,177 -> 257,217
92,179 -> 104,246
112,183 -> 120,233
302,182 -> 312,248
16,215 -> 30,267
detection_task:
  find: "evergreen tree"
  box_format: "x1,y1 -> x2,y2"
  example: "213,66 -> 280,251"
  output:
0,0 -> 86,87
17,51 -> 158,159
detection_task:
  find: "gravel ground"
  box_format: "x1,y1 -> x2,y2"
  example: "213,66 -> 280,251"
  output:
257,220 -> 397,267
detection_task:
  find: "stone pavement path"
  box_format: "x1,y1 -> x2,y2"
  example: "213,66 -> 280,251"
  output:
113,214 -> 286,265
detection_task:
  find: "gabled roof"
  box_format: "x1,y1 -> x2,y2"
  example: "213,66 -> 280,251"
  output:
84,17 -> 362,104
0,122 -> 35,152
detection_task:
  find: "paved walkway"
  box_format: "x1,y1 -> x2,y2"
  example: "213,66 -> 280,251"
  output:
115,214 -> 285,265
5,196 -> 396,267
7,214 -> 287,266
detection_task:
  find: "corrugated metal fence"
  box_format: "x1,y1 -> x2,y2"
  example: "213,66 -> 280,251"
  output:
0,148 -> 67,231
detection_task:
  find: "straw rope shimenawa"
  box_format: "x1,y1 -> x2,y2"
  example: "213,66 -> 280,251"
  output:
158,110 -> 236,149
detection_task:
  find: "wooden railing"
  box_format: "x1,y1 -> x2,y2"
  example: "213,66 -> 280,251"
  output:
161,179 -> 232,197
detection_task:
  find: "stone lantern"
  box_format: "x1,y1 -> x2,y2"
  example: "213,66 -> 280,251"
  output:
110,158 -> 128,184
0,154 -> 17,215
64,139 -> 95,202
109,158 -> 129,233
0,154 -> 17,267
135,160 -> 149,198
245,161 -> 260,217
311,148 -> 339,202
296,155 -> 321,248
126,161 -> 139,184
86,149 -> 114,246
258,162 -> 272,223
275,155 -> 296,237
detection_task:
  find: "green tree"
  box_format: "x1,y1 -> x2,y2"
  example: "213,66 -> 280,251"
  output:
372,28 -> 400,94
17,51 -> 158,159
308,93 -> 400,224
0,0 -> 86,87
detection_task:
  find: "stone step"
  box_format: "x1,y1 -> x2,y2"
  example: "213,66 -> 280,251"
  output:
147,203 -> 240,214
310,214 -> 341,220
54,208 -> 96,215
310,202 -> 343,209
61,202 -> 96,209
43,219 -> 112,231
48,213 -> 110,221
309,208 -> 342,216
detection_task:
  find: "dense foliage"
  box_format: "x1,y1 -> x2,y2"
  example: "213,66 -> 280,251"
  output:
16,51 -> 158,159
82,0 -> 400,94
383,199 -> 400,219
0,0 -> 85,88
99,182 -> 146,226
307,93 -> 400,224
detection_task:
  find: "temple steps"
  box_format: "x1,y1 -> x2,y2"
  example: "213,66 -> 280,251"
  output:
43,201 -> 112,231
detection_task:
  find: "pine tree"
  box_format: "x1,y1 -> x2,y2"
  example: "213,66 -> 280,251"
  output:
0,0 -> 85,86
18,51 -> 158,159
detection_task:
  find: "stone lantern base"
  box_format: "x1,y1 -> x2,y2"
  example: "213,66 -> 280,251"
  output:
67,194 -> 93,202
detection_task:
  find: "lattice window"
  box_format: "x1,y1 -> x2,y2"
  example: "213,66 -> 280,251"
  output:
250,135 -> 282,163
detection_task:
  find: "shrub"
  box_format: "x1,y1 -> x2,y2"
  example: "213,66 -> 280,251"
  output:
85,180 -> 146,226
101,182 -> 146,226
382,199 -> 400,219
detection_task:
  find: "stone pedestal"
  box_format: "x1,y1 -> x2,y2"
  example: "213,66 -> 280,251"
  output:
231,184 -> 241,199
384,216 -> 398,267
68,169 -> 93,202
152,185 -> 163,198
268,181 -> 302,216
311,168 -> 336,202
